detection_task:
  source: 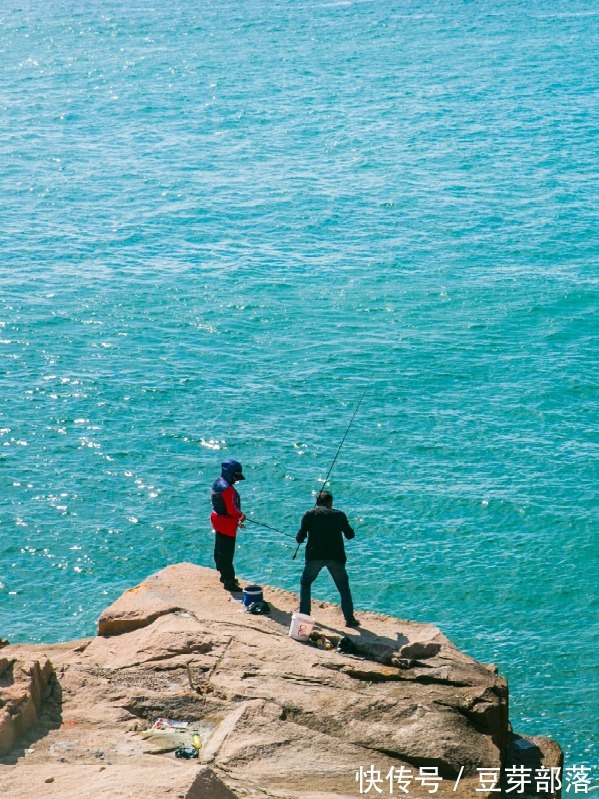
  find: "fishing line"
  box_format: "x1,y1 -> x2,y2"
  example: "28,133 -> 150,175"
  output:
315,374 -> 374,500
245,516 -> 296,540
292,374 -> 374,560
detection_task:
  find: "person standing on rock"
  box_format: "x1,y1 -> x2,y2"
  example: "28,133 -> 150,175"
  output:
211,459 -> 246,592
296,491 -> 360,628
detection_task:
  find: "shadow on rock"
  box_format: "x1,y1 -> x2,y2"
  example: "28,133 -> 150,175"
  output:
0,672 -> 63,765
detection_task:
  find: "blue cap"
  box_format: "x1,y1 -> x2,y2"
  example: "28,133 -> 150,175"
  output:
221,460 -> 246,481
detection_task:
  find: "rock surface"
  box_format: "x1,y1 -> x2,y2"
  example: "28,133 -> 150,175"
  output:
0,563 -> 562,798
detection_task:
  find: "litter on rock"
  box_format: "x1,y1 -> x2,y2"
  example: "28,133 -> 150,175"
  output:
174,747 -> 199,759
140,718 -> 214,757
152,718 -> 190,730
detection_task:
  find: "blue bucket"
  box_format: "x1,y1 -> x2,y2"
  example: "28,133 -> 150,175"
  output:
243,585 -> 263,607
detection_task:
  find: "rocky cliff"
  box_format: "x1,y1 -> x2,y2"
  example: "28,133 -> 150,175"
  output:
0,563 -> 562,798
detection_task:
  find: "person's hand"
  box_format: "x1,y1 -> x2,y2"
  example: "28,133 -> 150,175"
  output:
240,513 -> 246,522
296,533 -> 304,544
345,530 -> 355,540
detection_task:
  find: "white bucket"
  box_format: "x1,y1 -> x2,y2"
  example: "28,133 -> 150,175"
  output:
289,612 -> 316,641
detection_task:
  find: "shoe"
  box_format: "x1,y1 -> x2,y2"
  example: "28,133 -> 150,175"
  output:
345,618 -> 360,628
224,581 -> 242,592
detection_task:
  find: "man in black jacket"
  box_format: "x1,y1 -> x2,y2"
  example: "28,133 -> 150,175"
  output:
296,491 -> 359,628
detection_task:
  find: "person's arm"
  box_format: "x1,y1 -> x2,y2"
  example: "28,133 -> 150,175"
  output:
222,486 -> 244,520
340,512 -> 355,540
296,511 -> 310,544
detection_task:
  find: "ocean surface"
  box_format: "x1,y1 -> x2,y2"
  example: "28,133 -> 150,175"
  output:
1,0 -> 597,773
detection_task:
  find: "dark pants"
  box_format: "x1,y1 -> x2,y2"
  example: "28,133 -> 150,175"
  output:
299,559 -> 354,623
214,532 -> 236,584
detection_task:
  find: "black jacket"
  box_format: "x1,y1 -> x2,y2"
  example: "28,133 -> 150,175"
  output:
296,506 -> 355,563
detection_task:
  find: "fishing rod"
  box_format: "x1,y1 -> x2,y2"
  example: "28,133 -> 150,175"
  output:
244,516 -> 296,540
292,374 -> 374,560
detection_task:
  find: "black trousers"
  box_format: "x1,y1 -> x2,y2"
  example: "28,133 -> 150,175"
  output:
214,532 -> 236,584
299,559 -> 355,623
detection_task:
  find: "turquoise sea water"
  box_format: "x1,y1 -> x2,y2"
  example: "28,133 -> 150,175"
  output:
1,0 -> 597,772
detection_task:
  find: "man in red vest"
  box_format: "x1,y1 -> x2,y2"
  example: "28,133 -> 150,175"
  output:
211,460 -> 246,591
